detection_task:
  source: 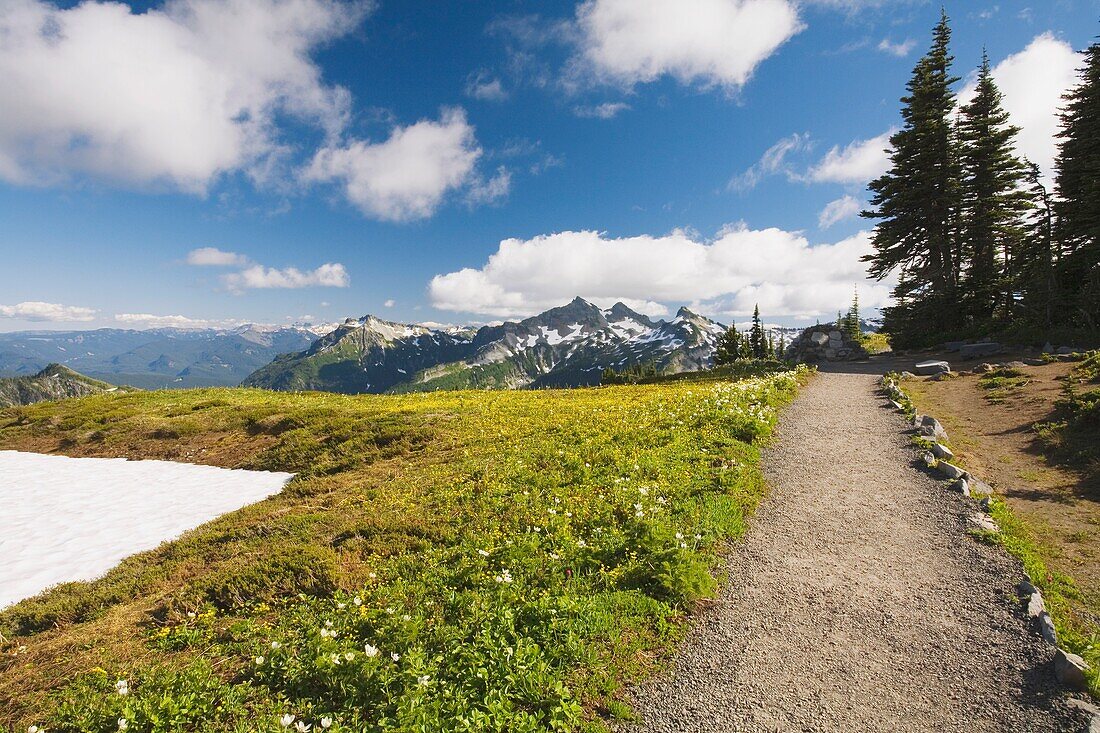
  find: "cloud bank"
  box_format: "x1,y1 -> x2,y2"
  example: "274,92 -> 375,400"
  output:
0,301 -> 97,322
0,0 -> 367,192
429,225 -> 891,320
185,248 -> 350,293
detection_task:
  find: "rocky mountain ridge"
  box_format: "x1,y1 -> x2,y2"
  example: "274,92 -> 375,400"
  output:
243,298 -> 728,393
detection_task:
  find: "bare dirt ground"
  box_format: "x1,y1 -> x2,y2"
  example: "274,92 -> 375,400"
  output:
623,371 -> 1091,732
903,360 -> 1100,621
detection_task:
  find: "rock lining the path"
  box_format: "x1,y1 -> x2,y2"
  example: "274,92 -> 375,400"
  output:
879,373 -> 1096,702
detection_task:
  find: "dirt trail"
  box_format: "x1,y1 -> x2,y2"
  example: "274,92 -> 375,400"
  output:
624,371 -> 1087,732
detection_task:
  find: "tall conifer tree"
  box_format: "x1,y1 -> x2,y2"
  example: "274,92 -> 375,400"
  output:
1015,162 -> 1059,327
713,324 -> 741,366
750,305 -> 767,359
863,10 -> 962,346
1055,39 -> 1100,329
957,52 -> 1031,324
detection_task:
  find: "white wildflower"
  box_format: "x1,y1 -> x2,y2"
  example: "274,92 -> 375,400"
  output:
295,722 -> 311,733
320,719 -> 333,730
117,719 -> 128,731
115,679 -> 129,696
391,652 -> 401,661
279,714 -> 295,728
255,655 -> 265,665
364,644 -> 379,657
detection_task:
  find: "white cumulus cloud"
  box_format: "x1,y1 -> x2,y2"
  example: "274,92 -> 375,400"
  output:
958,33 -> 1081,179
571,0 -> 803,90
429,225 -> 891,320
0,301 -> 97,322
0,0 -> 366,192
222,263 -> 349,293
305,108 -> 484,221
805,131 -> 893,185
818,195 -> 862,228
186,247 -> 250,267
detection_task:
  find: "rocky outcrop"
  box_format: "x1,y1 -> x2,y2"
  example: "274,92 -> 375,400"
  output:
785,324 -> 868,363
0,364 -> 125,408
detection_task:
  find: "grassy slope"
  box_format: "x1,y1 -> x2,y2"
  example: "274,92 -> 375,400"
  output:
0,366 -> 806,732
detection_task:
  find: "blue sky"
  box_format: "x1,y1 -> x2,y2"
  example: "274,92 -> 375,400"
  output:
0,0 -> 1096,331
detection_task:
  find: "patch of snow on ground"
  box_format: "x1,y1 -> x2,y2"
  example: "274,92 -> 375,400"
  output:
0,451 -> 292,609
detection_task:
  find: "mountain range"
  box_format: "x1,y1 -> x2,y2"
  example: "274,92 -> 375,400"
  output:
0,325 -> 323,389
242,298 -> 728,393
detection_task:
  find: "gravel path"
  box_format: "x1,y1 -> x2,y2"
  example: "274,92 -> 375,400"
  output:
623,371 -> 1089,732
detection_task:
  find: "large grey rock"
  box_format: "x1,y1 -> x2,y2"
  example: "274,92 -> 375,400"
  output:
914,360 -> 951,376
810,332 -> 829,346
969,478 -> 994,497
937,461 -> 967,480
1018,578 -> 1037,596
921,451 -> 937,468
1038,611 -> 1058,644
959,342 -> 1003,359
918,416 -> 949,441
952,478 -> 971,496
943,340 -> 968,352
1027,592 -> 1046,618
930,442 -> 954,460
1058,346 -> 1075,355
828,330 -> 843,341
1043,342 -> 1054,354
1054,649 -> 1091,689
968,512 -> 999,532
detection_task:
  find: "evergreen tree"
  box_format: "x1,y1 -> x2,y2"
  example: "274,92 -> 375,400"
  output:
749,305 -> 767,359
777,334 -> 787,360
1015,161 -> 1059,328
863,10 -> 963,346
957,51 -> 1031,324
713,324 -> 742,366
1055,39 -> 1100,329
843,287 -> 862,341
767,333 -> 776,359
